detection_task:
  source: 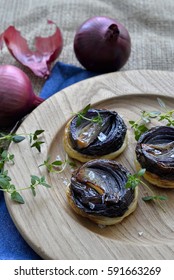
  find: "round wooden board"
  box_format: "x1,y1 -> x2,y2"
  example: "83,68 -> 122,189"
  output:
5,70 -> 174,260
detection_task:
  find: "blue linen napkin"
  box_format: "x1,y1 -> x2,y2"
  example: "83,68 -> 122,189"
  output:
0,61 -> 99,260
40,61 -> 99,99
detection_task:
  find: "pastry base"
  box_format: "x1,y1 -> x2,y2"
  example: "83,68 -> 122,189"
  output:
66,186 -> 138,226
135,160 -> 174,188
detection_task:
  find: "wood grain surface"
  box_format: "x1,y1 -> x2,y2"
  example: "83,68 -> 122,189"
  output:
4,70 -> 174,259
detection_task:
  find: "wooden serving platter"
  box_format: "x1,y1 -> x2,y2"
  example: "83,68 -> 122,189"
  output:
5,70 -> 174,259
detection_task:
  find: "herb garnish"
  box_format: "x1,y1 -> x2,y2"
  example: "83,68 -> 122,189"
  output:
39,155 -> 76,173
129,98 -> 174,140
0,150 -> 14,170
157,98 -> 174,126
29,129 -> 45,152
0,129 -> 51,204
0,129 -> 45,152
0,171 -> 51,204
76,104 -> 103,126
125,169 -> 167,212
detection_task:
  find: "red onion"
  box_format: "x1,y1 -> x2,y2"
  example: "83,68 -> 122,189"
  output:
74,16 -> 131,73
0,65 -> 44,128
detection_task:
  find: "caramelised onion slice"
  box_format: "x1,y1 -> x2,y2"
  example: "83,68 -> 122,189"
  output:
136,126 -> 174,180
69,109 -> 127,156
67,159 -> 137,225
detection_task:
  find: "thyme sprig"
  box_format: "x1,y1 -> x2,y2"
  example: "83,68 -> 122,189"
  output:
157,98 -> 174,126
125,169 -> 167,212
0,129 -> 49,204
76,104 -> 103,126
39,155 -> 76,173
0,129 -> 45,152
29,129 -> 45,152
129,98 -> 174,140
0,171 -> 51,204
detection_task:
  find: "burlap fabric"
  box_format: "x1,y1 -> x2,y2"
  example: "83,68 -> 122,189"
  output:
0,0 -> 174,95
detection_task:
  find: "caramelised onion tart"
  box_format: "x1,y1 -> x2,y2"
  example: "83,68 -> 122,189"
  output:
135,126 -> 174,188
66,159 -> 138,225
63,108 -> 128,162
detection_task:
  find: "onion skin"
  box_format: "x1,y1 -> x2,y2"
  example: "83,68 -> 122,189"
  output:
74,16 -> 131,73
136,126 -> 174,180
3,21 -> 63,78
69,108 -> 127,156
0,65 -> 44,128
68,159 -> 135,218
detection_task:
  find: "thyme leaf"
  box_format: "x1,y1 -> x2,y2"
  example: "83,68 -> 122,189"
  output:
0,172 -> 51,204
30,141 -> 45,152
125,169 -> 167,212
29,130 -> 45,152
0,129 -> 45,152
39,155 -> 76,173
142,195 -> 167,202
129,98 -> 174,140
75,104 -> 102,126
11,191 -> 25,204
0,150 -> 15,170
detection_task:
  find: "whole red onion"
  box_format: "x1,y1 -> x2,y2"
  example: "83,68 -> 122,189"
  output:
74,16 -> 131,73
0,65 -> 44,128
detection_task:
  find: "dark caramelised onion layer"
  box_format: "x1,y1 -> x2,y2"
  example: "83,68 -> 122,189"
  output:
136,126 -> 174,180
69,109 -> 127,156
69,159 -> 134,217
